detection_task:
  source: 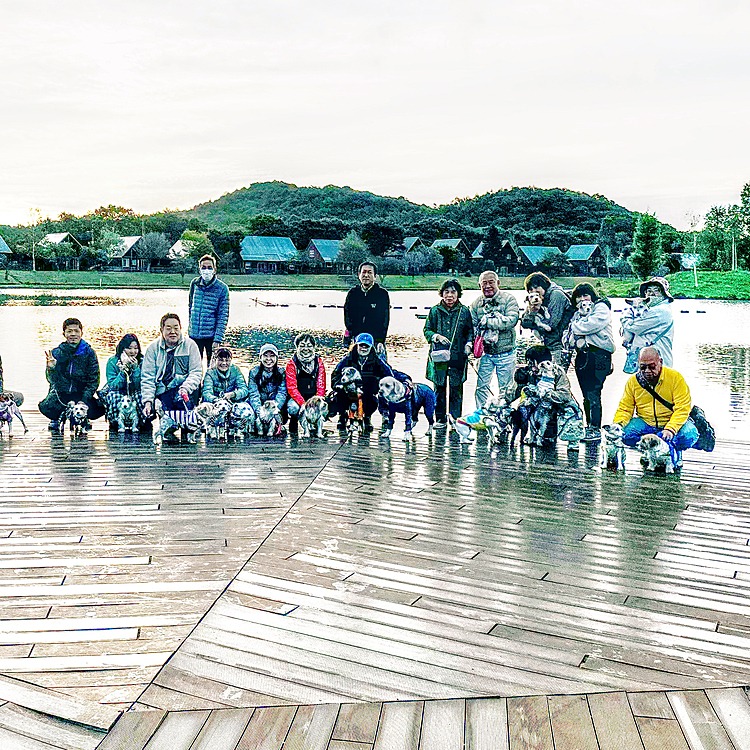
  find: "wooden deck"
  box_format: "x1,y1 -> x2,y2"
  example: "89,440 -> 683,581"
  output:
1,411 -> 749,748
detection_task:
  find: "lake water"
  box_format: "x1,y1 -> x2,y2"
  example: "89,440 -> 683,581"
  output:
1,288 -> 747,437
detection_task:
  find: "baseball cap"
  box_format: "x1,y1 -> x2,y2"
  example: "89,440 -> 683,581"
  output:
354,333 -> 374,348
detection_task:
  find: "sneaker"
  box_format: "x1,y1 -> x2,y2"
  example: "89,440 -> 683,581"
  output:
434,420 -> 448,429
581,427 -> 601,443
48,421 -> 60,432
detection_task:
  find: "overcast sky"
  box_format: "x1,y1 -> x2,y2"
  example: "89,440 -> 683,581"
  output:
1,0 -> 748,229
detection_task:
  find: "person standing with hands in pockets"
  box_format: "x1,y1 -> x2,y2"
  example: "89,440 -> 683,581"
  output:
343,262 -> 390,358
188,254 -> 230,366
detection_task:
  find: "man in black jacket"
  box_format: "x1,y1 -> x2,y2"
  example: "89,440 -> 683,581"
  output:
343,262 -> 390,356
39,318 -> 104,432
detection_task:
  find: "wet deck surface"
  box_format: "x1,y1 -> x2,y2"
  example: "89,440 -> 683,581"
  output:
1,412 -> 749,748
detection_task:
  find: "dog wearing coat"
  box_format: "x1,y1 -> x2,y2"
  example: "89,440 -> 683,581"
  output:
116,395 -> 140,433
602,423 -> 626,471
300,395 -> 328,438
227,402 -> 254,440
449,396 -> 510,446
0,393 -> 27,435
637,433 -> 675,474
337,367 -> 365,433
378,375 -> 435,439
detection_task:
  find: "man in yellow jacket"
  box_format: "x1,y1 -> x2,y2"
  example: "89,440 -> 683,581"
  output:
613,347 -> 699,462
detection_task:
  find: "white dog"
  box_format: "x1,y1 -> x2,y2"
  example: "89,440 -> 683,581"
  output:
602,423 -> 626,471
204,398 -> 232,439
228,402 -> 254,439
0,393 -> 27,435
300,395 -> 328,438
620,297 -> 648,346
378,376 -> 435,440
637,433 -> 675,474
257,400 -> 283,437
525,292 -> 552,333
116,395 -> 140,433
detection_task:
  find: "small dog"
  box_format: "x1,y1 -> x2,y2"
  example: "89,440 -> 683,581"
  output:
561,299 -> 594,365
602,424 -> 626,471
338,367 -> 365,433
204,398 -> 232,439
300,395 -> 328,438
0,393 -> 27,435
449,398 -> 508,446
378,375 -> 435,439
153,399 -> 181,444
62,401 -> 89,438
257,400 -> 283,437
227,402 -> 254,439
117,395 -> 140,433
637,433 -> 675,474
484,396 -> 512,445
526,292 -> 552,333
620,297 -> 648,346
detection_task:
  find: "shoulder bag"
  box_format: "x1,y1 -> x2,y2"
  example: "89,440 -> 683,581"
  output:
430,309 -> 460,363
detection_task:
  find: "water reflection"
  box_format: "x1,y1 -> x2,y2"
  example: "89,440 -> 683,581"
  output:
695,344 -> 750,427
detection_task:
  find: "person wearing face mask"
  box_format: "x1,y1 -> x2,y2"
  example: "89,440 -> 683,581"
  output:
620,276 -> 675,367
285,333 -> 326,434
188,254 -> 230,365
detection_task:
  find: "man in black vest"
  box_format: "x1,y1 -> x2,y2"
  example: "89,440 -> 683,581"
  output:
343,262 -> 390,356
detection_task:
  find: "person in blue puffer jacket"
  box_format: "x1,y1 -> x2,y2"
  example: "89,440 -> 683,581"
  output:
188,254 -> 230,365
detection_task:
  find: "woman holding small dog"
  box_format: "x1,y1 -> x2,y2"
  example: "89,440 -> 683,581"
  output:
568,284 -> 615,443
285,333 -> 326,434
247,343 -> 288,424
424,279 -> 474,425
104,334 -> 145,431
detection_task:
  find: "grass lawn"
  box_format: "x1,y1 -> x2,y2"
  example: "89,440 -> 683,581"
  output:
0,269 -> 748,299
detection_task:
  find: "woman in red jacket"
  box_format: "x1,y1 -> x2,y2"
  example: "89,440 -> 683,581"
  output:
285,333 -> 326,433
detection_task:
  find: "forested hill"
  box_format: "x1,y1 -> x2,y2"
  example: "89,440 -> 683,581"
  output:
188,181 -> 635,236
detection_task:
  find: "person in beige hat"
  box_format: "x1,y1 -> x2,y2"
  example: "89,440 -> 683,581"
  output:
621,277 -> 675,366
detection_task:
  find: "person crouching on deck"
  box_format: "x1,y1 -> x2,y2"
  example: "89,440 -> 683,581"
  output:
285,333 -> 326,434
247,343 -> 288,425
613,347 -> 698,468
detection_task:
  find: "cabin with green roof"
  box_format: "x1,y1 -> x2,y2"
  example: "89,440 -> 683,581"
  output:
517,245 -> 558,270
0,234 -> 11,260
240,236 -> 297,273
402,237 -> 425,253
565,244 -> 606,275
305,239 -> 341,271
472,239 -> 519,275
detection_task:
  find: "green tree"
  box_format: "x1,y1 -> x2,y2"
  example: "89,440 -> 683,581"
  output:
537,248 -> 571,276
629,214 -> 663,279
180,229 -> 214,259
337,231 -> 370,272
89,229 -> 123,268
171,253 -> 196,282
136,233 -> 171,271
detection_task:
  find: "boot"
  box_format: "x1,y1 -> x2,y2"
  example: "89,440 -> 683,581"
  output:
581,426 -> 601,442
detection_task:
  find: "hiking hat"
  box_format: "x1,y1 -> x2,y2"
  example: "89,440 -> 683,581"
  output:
354,333 -> 374,348
639,277 -> 674,302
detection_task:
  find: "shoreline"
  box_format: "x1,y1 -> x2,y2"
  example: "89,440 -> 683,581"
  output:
0,270 -> 748,300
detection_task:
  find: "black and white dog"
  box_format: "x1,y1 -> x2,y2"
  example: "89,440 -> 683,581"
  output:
0,393 -> 27,435
62,401 -> 89,437
378,375 -> 435,439
227,402 -> 254,439
257,400 -> 283,437
336,367 -> 365,433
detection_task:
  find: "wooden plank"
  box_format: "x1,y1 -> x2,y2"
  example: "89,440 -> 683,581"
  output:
705,688 -> 750,750
0,703 -> 103,750
189,708 -> 253,750
635,717 -> 691,750
332,703 -> 382,744
587,692 -> 644,750
547,695 -> 598,750
507,696 -> 553,750
668,691 -> 735,750
141,710 -> 209,750
235,706 -> 297,750
466,698 -> 508,750
419,699 -> 464,750
373,701 -> 423,750
0,674 -> 121,731
628,691 -> 676,719
283,703 -> 339,750
0,726 -> 62,750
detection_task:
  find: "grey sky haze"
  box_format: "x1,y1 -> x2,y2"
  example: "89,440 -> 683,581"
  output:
1,0 -> 748,229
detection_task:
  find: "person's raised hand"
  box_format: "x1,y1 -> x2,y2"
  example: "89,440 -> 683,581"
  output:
45,350 -> 57,369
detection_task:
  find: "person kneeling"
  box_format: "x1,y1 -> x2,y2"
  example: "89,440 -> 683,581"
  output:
39,318 -> 105,433
511,345 -> 583,450
612,347 -> 698,469
331,333 -> 392,432
285,334 -> 326,434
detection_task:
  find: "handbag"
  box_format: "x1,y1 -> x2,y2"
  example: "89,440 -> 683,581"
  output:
430,309 -> 461,363
635,372 -> 715,452
473,334 -> 484,359
623,322 -> 673,374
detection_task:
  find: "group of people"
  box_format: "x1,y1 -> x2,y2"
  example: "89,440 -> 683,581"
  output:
23,254 -> 705,463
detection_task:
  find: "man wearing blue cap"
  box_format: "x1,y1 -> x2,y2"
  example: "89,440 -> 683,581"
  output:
331,332 -> 393,431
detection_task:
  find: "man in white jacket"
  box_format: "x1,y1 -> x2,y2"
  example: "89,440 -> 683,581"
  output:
141,313 -> 203,419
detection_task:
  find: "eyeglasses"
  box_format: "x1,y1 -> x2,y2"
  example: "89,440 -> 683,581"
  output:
639,363 -> 659,371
